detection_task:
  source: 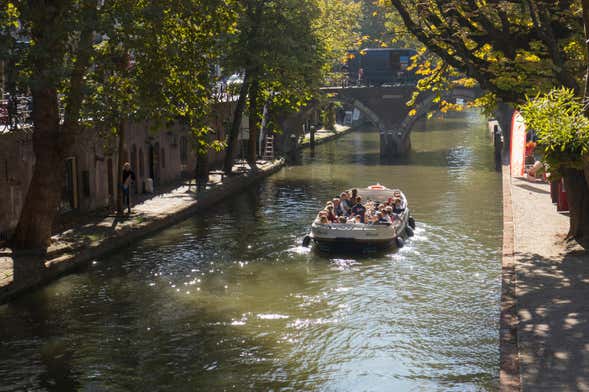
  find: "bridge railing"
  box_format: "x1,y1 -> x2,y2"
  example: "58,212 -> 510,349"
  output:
321,76 -> 420,89
322,72 -> 350,89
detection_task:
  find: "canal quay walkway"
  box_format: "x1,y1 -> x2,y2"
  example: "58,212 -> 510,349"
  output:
300,123 -> 353,148
502,165 -> 589,391
0,159 -> 284,304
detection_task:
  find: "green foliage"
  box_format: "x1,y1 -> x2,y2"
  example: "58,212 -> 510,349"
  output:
321,102 -> 336,131
315,0 -> 361,80
82,0 -> 237,154
0,2 -> 22,96
389,0 -> 585,103
361,0 -> 422,49
520,88 -> 589,172
2,0 -> 237,155
223,0 -> 325,132
0,3 -> 19,54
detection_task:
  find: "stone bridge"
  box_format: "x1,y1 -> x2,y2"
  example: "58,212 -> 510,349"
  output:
322,85 -> 480,157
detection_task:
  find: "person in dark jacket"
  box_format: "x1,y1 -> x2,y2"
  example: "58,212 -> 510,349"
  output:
122,162 -> 136,214
350,196 -> 366,223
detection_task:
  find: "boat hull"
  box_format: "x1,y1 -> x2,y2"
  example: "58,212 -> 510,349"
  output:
310,210 -> 409,253
307,186 -> 413,254
312,236 -> 399,253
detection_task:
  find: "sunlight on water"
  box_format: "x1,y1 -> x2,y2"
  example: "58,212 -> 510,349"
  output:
0,112 -> 502,391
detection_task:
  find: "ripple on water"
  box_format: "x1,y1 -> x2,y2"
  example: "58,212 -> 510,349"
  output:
0,115 -> 501,391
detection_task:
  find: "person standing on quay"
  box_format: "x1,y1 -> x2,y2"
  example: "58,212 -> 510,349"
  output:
122,162 -> 136,214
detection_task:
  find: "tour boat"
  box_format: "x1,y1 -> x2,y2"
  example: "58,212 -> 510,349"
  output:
303,184 -> 415,253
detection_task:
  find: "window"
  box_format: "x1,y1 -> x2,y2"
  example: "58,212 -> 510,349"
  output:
131,144 -> 137,174
82,170 -> 91,197
107,158 -> 114,197
139,148 -> 144,177
400,56 -> 410,70
179,136 -> 188,164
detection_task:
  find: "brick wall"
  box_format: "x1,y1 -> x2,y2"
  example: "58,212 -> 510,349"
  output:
0,100 -> 236,237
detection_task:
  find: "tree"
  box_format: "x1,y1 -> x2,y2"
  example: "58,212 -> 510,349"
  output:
359,0 -> 395,48
315,0 -> 361,77
520,88 -> 589,244
387,0 -> 589,245
3,0 -> 235,254
517,2 -> 589,245
6,1 -> 98,253
84,0 -> 234,212
389,1 -> 584,101
222,0 -> 323,171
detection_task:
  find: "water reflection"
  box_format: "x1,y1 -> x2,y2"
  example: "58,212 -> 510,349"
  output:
0,111 -> 501,391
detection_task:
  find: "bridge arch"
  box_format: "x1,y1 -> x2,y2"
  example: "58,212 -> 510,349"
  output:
323,86 -> 480,158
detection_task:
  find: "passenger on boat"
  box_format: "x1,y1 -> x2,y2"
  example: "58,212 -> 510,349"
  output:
384,206 -> 395,222
333,197 -> 344,216
319,215 -> 329,224
350,196 -> 366,223
338,216 -> 347,223
317,209 -> 328,222
340,192 -> 352,215
363,201 -> 378,223
374,211 -> 390,224
351,188 -> 358,201
326,204 -> 338,223
353,215 -> 362,224
392,198 -> 404,214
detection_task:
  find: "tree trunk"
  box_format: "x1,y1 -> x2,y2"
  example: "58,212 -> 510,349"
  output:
223,72 -> 250,174
494,103 -> 514,158
196,150 -> 209,190
247,75 -> 260,168
10,1 -> 95,252
11,87 -> 64,252
324,103 -> 336,131
562,168 -> 589,247
116,120 -> 126,215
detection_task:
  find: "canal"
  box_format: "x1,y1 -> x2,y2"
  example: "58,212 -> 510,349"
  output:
0,111 -> 502,391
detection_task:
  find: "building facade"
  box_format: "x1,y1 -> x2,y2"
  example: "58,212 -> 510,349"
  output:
0,101 -> 237,240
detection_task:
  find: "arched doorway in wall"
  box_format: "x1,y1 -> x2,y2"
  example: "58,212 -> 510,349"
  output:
139,147 -> 144,193
107,157 -> 114,206
130,144 -> 137,194
148,145 -> 154,179
179,136 -> 188,165
123,148 -> 129,165
61,156 -> 79,212
150,142 -> 160,186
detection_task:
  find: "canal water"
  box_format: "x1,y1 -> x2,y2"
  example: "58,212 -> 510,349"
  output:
0,111 -> 502,391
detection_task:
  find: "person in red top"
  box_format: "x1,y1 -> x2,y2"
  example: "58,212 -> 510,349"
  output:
525,141 -> 537,164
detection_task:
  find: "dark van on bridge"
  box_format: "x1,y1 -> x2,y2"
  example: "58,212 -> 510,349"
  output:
346,48 -> 417,86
